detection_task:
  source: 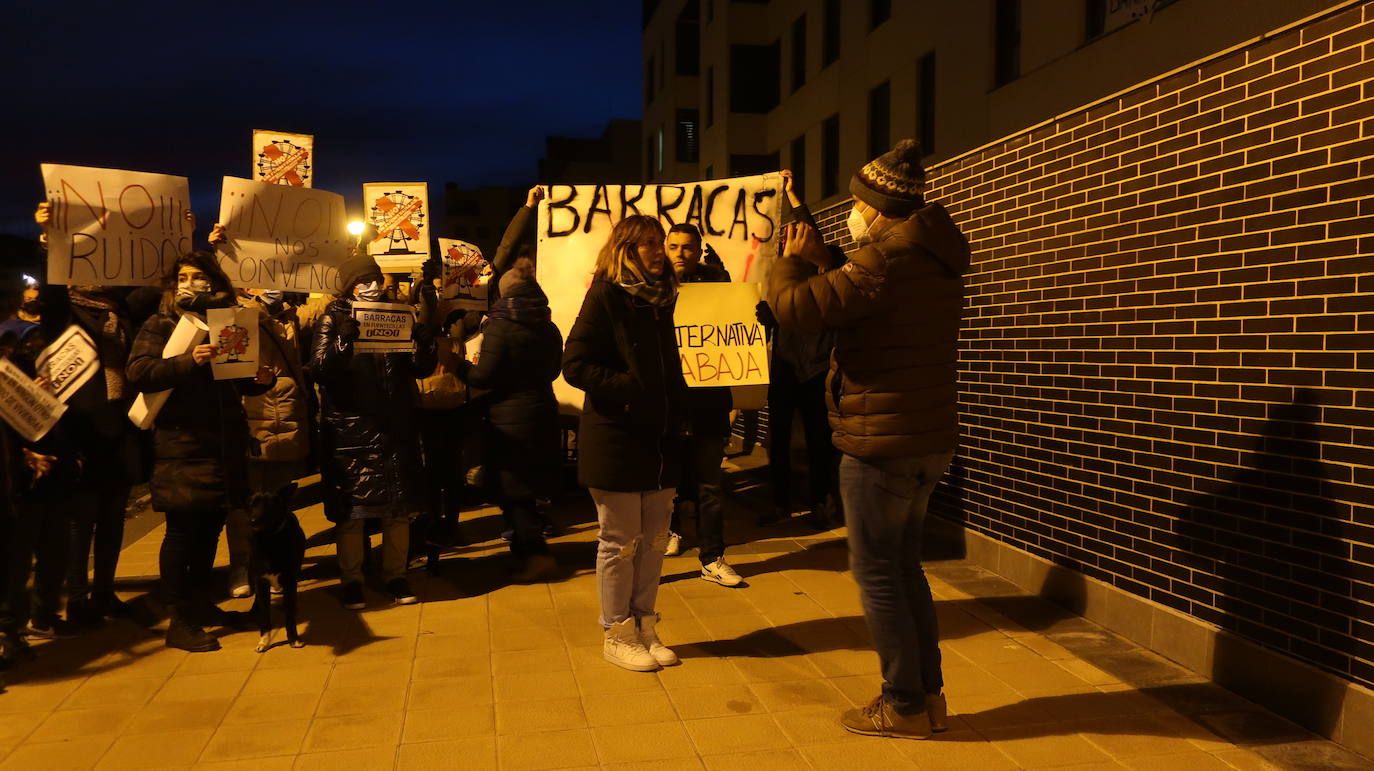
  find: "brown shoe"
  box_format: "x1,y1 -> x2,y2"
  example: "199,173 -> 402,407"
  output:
839,696 -> 931,739
926,692 -> 948,732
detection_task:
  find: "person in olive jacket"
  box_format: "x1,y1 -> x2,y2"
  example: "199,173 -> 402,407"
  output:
309,253 -> 436,611
127,251 -> 273,652
455,258 -> 562,582
562,214 -> 688,673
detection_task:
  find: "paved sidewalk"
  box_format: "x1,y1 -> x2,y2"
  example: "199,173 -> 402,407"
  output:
1,465 -> 1368,770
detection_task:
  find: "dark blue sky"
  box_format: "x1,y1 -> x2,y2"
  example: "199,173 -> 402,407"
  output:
2,0 -> 642,237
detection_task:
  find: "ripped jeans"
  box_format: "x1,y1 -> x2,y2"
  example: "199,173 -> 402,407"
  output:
589,487 -> 675,628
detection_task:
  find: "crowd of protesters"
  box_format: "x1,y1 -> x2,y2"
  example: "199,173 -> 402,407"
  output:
0,139 -> 967,739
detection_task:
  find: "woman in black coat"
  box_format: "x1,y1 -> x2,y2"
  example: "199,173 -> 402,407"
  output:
562,214 -> 688,673
308,254 -> 435,610
126,252 -> 272,652
457,258 -> 562,581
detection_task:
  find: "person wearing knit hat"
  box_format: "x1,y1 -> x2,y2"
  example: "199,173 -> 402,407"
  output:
766,145 -> 971,739
335,253 -> 384,298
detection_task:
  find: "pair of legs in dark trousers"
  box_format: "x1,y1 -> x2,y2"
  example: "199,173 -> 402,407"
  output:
672,435 -> 728,565
160,509 -> 228,617
66,482 -> 131,607
415,407 -> 466,559
768,373 -> 838,512
488,428 -> 551,559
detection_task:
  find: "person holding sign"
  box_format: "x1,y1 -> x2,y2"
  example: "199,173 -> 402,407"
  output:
127,252 -> 274,653
562,215 -> 688,672
767,140 -> 970,739
309,253 -> 436,611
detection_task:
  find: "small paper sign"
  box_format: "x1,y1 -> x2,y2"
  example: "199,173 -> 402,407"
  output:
35,325 -> 99,402
674,283 -> 770,387
0,357 -> 67,442
438,238 -> 490,310
252,129 -> 314,187
364,183 -> 430,271
128,313 -> 209,429
353,301 -> 415,353
464,332 -> 483,365
207,307 -> 260,380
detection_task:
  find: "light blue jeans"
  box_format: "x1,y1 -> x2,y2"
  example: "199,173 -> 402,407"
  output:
590,487 -> 676,628
839,450 -> 955,713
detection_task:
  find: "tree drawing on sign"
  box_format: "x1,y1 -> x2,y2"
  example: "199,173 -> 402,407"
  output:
256,140 -> 312,187
369,190 -> 426,254
217,323 -> 250,363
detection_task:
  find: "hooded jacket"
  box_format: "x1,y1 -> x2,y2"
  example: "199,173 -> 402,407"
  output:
766,201 -> 970,459
238,295 -> 310,469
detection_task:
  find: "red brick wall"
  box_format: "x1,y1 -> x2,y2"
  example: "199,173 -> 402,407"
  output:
814,2 -> 1374,687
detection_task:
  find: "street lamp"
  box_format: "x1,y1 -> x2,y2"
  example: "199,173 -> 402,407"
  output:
347,220 -> 365,237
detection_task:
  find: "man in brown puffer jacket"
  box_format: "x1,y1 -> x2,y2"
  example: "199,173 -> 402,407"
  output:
767,139 -> 970,740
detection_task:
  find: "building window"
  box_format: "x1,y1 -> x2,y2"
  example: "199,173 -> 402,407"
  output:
675,0 -> 700,76
656,127 -> 665,174
705,164 -> 714,179
917,51 -> 936,155
676,109 -> 700,163
646,135 -> 654,181
822,113 -> 839,198
868,80 -> 890,160
645,56 -> 655,104
729,152 -> 780,178
730,42 -> 780,114
791,14 -> 806,93
823,0 -> 841,67
706,66 -> 715,127
870,0 -> 890,29
790,134 -> 806,202
994,0 -> 1020,87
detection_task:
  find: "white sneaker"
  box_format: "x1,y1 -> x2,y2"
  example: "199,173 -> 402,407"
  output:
637,614 -> 679,667
664,531 -> 683,556
604,618 -> 659,671
701,558 -> 743,587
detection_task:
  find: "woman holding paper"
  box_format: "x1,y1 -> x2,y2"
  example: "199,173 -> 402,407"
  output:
126,251 -> 272,653
562,214 -> 689,672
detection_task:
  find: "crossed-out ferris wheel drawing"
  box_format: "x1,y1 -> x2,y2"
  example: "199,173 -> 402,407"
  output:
368,189 -> 427,254
255,139 -> 312,187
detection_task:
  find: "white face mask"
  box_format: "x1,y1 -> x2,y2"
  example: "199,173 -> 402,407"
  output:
847,206 -> 872,245
354,280 -> 384,302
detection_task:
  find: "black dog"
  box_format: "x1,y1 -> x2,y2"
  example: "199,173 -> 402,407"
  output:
247,483 -> 307,652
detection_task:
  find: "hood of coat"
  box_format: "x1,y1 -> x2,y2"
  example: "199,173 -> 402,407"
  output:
882,202 -> 971,276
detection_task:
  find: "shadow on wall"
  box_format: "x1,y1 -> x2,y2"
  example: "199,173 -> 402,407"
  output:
926,452 -> 969,561
1172,387 -> 1352,740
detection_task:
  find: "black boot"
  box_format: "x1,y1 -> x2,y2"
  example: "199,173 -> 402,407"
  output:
165,612 -> 219,652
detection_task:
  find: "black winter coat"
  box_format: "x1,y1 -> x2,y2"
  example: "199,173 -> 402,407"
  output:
562,280 -> 688,492
309,298 -> 437,523
127,307 -> 262,512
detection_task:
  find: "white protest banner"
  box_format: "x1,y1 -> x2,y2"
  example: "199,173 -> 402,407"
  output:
353,301 -> 415,353
364,183 -> 430,271
536,173 -> 783,409
207,307 -> 260,380
215,177 -> 350,294
128,313 -> 208,429
674,283 -> 769,387
41,164 -> 192,286
0,358 -> 67,442
252,129 -> 314,187
437,238 -> 490,310
35,325 -> 99,402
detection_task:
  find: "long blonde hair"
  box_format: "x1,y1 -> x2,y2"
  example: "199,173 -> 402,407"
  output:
593,215 -> 667,283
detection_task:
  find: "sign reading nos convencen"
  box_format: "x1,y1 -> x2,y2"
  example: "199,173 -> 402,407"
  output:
214,177 -> 350,294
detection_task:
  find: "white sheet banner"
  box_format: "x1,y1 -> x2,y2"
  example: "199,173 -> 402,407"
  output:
35,325 -> 99,402
41,164 -> 192,286
215,177 -> 350,293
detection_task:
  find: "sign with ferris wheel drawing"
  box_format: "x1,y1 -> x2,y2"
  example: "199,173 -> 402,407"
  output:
251,130 -> 313,188
364,182 -> 430,271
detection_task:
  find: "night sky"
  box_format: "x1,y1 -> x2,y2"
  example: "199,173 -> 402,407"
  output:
2,0 -> 643,239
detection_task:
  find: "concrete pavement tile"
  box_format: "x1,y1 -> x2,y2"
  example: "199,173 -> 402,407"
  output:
728,654 -> 824,683
335,635 -> 417,661
491,647 -> 571,675
494,671 -> 579,702
582,689 -> 680,727
397,735 -> 498,770
748,678 -> 850,712
665,684 -> 762,720
413,631 -> 489,658
124,698 -> 234,735
798,739 -> 919,770
497,728 -> 598,770
892,730 -> 1022,769
171,650 -> 261,676
291,746 -> 397,771
825,674 -> 885,707
96,728 -> 213,769
1210,747 -> 1283,770
326,658 -> 405,689
1075,714 -> 1201,759
575,664 -> 667,695
981,726 -> 1114,768
591,721 -> 697,763
601,760 -> 704,770
221,692 -> 320,726
316,683 -> 408,716
151,672 -> 249,704
1119,752 -> 1238,770
771,707 -> 874,746
1147,711 -> 1235,752
701,749 -> 808,771
682,714 -> 791,755
495,697 -> 587,734
302,711 -> 403,752
27,706 -> 136,743
0,711 -> 44,756
1,735 -> 113,771
400,704 -> 495,743
489,625 -> 566,653
805,648 -> 878,678
60,677 -> 162,710
407,675 -> 493,710
250,643 -> 335,669
195,756 -> 295,771
656,657 -> 745,688
238,664 -> 331,696
197,719 -> 309,762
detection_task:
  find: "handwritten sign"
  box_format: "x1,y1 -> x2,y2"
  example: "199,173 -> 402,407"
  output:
537,173 -> 782,407
353,301 -> 415,353
0,358 -> 67,442
674,283 -> 769,387
41,164 -> 192,286
437,238 -> 490,310
207,307 -> 260,380
128,313 -> 208,429
215,177 -> 350,293
35,325 -> 99,402
252,129 -> 313,187
364,183 -> 430,271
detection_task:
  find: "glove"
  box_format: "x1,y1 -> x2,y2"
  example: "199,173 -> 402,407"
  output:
337,314 -> 361,343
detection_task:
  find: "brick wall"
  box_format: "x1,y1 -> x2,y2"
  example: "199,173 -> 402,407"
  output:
813,2 -> 1374,688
